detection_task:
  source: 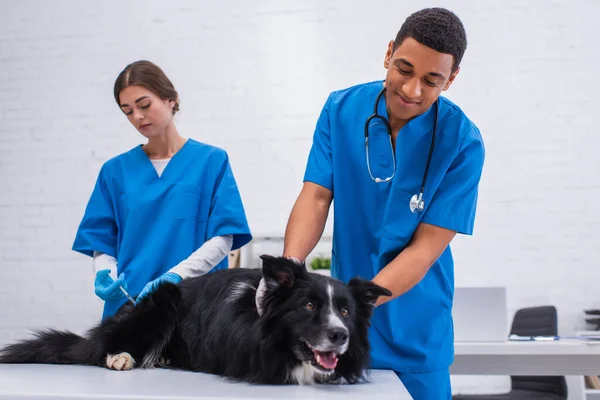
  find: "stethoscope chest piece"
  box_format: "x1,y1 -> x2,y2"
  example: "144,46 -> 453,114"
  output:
410,193 -> 425,214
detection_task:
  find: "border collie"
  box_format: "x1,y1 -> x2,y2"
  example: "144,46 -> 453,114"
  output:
0,255 -> 390,385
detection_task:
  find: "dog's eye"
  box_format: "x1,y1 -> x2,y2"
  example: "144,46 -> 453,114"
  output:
340,308 -> 349,317
305,301 -> 315,311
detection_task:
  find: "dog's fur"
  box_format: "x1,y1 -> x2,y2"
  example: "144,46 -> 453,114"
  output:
0,255 -> 390,385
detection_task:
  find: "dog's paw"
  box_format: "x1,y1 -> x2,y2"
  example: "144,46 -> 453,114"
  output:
158,357 -> 171,367
106,352 -> 135,371
316,372 -> 342,384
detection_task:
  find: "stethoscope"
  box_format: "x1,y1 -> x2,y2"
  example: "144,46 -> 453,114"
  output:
364,86 -> 438,213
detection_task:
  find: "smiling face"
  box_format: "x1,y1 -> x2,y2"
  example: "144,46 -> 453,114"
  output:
383,37 -> 459,128
118,85 -> 176,139
256,255 -> 391,384
287,278 -> 354,374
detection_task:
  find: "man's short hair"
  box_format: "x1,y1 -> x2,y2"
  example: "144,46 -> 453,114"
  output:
393,8 -> 467,72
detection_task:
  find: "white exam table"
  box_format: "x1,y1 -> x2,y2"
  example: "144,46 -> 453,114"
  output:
0,364 -> 411,399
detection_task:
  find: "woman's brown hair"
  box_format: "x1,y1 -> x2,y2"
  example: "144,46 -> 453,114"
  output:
113,60 -> 180,115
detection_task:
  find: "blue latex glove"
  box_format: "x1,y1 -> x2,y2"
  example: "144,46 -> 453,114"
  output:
135,272 -> 182,305
94,269 -> 128,301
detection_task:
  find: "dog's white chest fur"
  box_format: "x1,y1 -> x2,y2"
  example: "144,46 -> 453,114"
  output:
288,363 -> 331,385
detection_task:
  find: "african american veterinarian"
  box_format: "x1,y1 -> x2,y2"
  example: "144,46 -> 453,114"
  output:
283,8 -> 484,399
72,60 -> 252,320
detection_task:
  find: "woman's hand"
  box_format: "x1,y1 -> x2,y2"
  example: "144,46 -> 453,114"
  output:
135,272 -> 182,304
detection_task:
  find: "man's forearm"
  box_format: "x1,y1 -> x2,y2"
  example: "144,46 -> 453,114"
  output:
372,222 -> 457,306
283,184 -> 332,262
371,245 -> 433,306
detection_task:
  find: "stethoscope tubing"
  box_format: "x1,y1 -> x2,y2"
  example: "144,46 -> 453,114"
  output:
365,86 -> 439,213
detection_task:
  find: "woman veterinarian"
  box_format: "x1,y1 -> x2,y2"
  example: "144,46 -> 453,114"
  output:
73,60 -> 252,320
283,8 -> 485,399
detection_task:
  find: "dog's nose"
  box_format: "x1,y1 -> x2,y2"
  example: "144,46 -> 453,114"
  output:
327,328 -> 348,345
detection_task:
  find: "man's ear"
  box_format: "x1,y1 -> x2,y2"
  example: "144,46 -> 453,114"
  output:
443,66 -> 460,91
348,278 -> 392,308
260,254 -> 295,289
383,39 -> 394,69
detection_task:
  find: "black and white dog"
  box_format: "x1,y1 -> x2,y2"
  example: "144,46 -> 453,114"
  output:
0,255 -> 390,384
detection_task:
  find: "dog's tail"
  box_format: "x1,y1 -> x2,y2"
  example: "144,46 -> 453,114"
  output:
0,283 -> 183,368
0,329 -> 96,365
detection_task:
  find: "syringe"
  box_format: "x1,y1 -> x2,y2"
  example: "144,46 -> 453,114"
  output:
108,274 -> 136,305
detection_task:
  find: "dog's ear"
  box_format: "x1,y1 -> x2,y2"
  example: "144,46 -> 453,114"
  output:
348,278 -> 392,308
260,255 -> 295,289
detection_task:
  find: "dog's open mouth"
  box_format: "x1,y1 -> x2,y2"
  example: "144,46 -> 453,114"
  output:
300,340 -> 338,371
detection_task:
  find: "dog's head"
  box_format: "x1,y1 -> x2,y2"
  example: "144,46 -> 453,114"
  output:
257,254 -> 391,384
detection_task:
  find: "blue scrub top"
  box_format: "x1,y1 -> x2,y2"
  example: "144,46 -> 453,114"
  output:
73,139 -> 252,319
304,80 -> 485,373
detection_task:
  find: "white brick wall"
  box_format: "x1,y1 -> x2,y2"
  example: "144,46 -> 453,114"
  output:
1,0 -> 599,394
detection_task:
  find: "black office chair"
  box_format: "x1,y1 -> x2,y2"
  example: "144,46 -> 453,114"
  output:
452,306 -> 568,400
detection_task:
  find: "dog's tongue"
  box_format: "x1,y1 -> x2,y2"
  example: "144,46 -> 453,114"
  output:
314,350 -> 338,369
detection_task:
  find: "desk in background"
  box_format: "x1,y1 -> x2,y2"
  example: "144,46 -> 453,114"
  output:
452,340 -> 600,400
452,340 -> 600,375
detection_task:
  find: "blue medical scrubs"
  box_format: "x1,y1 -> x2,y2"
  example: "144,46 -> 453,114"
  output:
73,139 -> 252,320
303,81 -> 485,399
